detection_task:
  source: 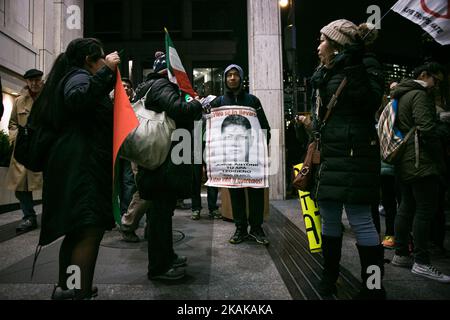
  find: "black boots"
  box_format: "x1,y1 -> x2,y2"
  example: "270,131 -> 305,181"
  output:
355,244 -> 386,300
318,235 -> 343,296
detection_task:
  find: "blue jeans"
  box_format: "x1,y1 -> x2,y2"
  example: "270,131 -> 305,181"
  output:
15,191 -> 36,220
119,159 -> 136,215
319,201 -> 379,246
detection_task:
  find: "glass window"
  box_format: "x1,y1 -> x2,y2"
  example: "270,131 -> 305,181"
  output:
193,68 -> 224,97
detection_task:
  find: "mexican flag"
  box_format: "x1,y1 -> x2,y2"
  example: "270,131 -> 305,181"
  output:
165,28 -> 197,97
112,69 -> 139,224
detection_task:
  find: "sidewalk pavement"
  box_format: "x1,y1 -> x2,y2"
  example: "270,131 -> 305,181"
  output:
0,195 -> 449,300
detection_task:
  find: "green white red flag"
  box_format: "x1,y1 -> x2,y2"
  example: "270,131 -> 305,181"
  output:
165,28 -> 197,97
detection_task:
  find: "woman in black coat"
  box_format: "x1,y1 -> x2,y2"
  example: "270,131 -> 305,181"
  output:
308,20 -> 385,299
32,38 -> 120,299
135,51 -> 203,281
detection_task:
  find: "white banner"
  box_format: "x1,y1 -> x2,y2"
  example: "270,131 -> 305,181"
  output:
392,0 -> 450,45
205,106 -> 269,188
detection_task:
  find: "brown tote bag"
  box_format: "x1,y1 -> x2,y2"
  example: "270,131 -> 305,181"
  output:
292,77 -> 347,192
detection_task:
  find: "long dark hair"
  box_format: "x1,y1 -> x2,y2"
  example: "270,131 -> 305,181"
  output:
31,38 -> 104,129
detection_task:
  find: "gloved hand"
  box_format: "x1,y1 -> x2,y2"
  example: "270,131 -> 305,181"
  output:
188,99 -> 203,121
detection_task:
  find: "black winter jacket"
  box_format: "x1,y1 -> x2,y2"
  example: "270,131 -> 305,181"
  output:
135,73 -> 203,200
310,51 -> 384,204
40,66 -> 116,246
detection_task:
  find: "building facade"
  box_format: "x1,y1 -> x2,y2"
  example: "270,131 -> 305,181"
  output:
0,0 -> 83,205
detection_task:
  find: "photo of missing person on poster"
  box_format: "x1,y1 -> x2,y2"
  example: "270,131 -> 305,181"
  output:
205,106 -> 269,189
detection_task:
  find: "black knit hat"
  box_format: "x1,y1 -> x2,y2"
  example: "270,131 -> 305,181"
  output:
23,69 -> 43,79
153,51 -> 167,73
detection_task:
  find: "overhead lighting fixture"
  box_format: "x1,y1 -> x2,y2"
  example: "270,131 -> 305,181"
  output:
279,0 -> 289,8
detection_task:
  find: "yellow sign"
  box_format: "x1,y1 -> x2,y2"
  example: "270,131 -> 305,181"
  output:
293,163 -> 322,253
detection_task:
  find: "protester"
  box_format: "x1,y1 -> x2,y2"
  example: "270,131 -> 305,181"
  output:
377,81 -> 401,249
135,51 -> 203,281
391,62 -> 450,283
32,38 -> 120,299
5,69 -> 44,232
307,19 -> 386,298
191,144 -> 221,220
120,162 -> 150,242
117,77 -> 137,226
209,64 -> 271,245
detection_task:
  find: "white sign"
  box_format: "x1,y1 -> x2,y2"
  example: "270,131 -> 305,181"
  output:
205,106 -> 269,188
392,0 -> 450,45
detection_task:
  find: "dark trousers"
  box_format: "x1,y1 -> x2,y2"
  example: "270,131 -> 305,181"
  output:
381,175 -> 398,236
15,191 -> 36,220
119,159 -> 136,215
192,164 -> 219,212
431,183 -> 447,248
192,164 -> 202,211
228,188 -> 264,230
207,186 -> 219,212
147,194 -> 176,276
395,176 -> 439,265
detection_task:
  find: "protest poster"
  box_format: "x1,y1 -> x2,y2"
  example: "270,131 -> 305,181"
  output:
205,106 -> 269,188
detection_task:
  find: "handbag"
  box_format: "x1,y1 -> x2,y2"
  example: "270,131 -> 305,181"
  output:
14,123 -> 57,172
292,77 -> 347,192
120,86 -> 176,170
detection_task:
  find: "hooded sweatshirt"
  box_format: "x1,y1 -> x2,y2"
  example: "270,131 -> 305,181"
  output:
210,64 -> 271,143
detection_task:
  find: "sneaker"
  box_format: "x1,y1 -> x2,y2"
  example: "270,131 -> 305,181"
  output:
411,263 -> 450,283
121,230 -> 140,243
382,236 -> 395,249
51,285 -> 98,300
191,210 -> 201,220
249,227 -> 269,245
391,254 -> 413,268
229,228 -> 248,244
208,209 -> 222,219
149,268 -> 185,281
173,255 -> 187,268
16,218 -> 37,232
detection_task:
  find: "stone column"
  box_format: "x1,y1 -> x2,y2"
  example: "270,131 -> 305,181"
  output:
247,0 -> 285,200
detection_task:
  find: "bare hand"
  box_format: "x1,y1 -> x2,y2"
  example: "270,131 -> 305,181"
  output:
104,51 -> 121,71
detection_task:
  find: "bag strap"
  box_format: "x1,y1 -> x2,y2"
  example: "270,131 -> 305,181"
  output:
322,77 -> 347,125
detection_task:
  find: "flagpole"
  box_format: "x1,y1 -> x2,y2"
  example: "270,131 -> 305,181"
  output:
363,7 -> 393,41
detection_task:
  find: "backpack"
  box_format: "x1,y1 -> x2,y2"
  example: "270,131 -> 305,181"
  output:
119,84 -> 176,170
377,99 -> 416,164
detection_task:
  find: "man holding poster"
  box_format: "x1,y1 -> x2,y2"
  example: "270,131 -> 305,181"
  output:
207,64 -> 271,245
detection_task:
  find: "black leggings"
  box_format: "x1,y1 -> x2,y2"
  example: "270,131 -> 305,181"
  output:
58,226 -> 105,298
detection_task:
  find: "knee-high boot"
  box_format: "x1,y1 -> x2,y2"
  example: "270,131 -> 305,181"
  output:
355,244 -> 386,300
318,235 -> 343,296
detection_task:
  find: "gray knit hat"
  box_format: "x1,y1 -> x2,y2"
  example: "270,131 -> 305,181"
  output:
320,19 -> 358,46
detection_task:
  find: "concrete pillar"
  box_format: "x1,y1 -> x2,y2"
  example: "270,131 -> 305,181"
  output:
247,0 -> 285,200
